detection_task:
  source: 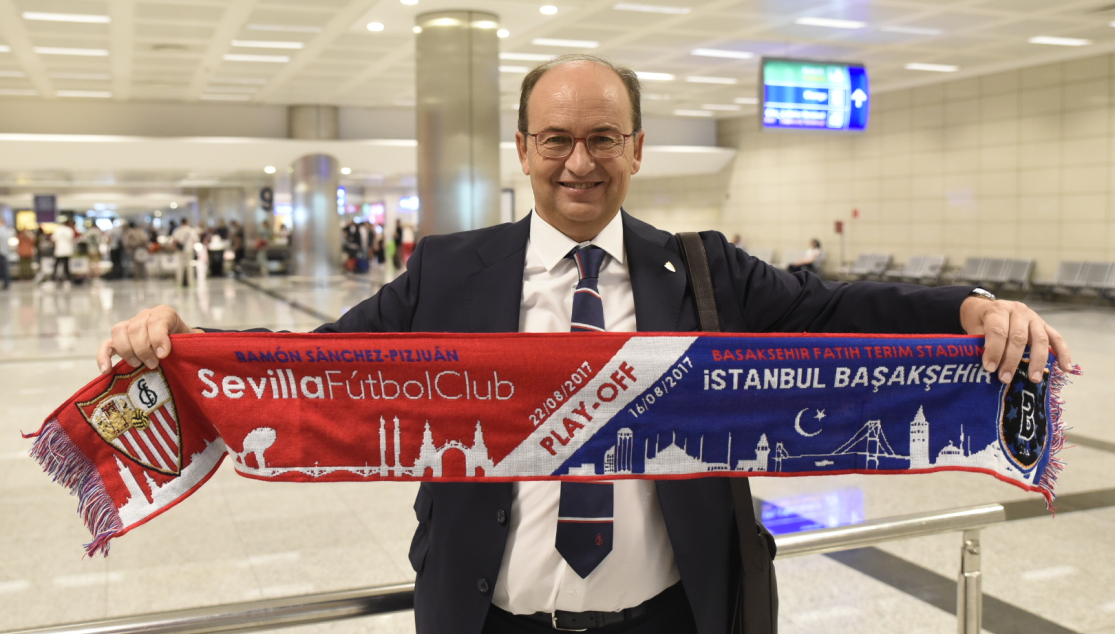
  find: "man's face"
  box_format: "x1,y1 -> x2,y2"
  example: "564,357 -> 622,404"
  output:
516,62 -> 644,242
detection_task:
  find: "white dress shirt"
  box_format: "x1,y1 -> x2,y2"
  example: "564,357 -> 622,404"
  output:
491,210 -> 680,615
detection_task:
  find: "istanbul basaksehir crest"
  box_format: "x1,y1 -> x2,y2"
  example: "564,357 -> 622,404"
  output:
998,361 -> 1049,471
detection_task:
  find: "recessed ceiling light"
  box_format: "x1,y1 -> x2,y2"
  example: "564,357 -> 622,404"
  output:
57,90 -> 112,98
203,85 -> 259,93
795,17 -> 865,29
636,71 -> 675,81
0,45 -> 10,53
642,93 -> 671,100
691,48 -> 753,59
733,97 -> 758,104
425,17 -> 462,27
905,62 -> 958,72
367,22 -> 385,32
497,29 -> 510,38
702,104 -> 741,111
612,3 -> 691,15
222,53 -> 291,62
22,12 -> 110,23
413,26 -> 422,34
881,25 -> 942,36
500,65 -> 529,73
232,40 -> 304,49
1029,35 -> 1090,46
401,0 -> 419,4
674,109 -> 713,117
532,38 -> 597,48
686,75 -> 737,84
51,72 -> 111,80
540,5 -> 559,15
340,167 -> 352,175
500,52 -> 554,61
34,47 -> 109,56
170,202 -> 178,209
0,70 -> 27,77
210,77 -> 268,84
0,88 -> 36,96
264,166 -> 277,174
247,24 -> 322,33
199,93 -> 251,100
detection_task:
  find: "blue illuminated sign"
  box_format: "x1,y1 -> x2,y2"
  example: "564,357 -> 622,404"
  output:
760,488 -> 865,535
761,58 -> 869,131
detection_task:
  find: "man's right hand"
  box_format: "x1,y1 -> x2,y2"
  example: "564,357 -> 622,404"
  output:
97,305 -> 202,374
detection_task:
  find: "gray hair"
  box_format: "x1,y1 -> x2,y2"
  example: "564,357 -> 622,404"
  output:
517,54 -> 642,134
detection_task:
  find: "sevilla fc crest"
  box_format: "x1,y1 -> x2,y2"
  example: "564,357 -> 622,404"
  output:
77,367 -> 183,476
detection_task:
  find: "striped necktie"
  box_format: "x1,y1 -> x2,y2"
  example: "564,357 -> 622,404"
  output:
556,245 -> 614,578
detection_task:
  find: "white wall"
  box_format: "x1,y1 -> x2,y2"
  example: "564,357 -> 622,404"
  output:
717,53 -> 1115,278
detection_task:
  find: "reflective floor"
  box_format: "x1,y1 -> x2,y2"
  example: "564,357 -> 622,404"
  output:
1,274 -> 1112,634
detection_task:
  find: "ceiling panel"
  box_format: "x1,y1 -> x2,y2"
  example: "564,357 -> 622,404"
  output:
2,0 -> 1115,120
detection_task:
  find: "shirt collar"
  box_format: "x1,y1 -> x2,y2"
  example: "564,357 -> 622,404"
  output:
528,209 -> 626,273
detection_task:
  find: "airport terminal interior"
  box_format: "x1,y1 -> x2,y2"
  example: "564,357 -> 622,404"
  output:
2,0 -> 1115,633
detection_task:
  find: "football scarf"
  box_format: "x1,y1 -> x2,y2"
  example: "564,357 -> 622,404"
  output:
26,332 -> 1076,556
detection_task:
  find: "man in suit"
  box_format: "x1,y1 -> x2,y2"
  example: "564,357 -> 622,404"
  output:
100,55 -> 1070,634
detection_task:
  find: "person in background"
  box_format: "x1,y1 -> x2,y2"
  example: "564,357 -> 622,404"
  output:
123,221 -> 148,279
392,222 -> 403,269
372,224 -> 386,267
84,222 -> 104,280
107,221 -> 124,279
171,218 -> 200,288
788,238 -> 824,275
17,227 -> 35,280
50,218 -> 77,284
207,224 -> 227,278
36,227 -> 52,266
230,220 -> 245,272
255,220 -> 272,277
0,215 -> 12,290
401,223 -> 415,266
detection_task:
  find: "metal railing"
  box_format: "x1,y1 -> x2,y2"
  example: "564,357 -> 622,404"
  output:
3,503 -> 1006,634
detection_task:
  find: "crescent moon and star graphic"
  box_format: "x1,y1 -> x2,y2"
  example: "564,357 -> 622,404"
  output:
794,408 -> 826,437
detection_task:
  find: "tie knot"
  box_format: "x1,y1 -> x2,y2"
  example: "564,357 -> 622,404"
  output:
570,245 -> 606,280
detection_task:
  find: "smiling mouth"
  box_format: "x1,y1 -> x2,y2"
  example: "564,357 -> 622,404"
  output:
560,182 -> 601,190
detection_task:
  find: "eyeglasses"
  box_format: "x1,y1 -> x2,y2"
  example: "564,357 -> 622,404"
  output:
527,131 -> 636,159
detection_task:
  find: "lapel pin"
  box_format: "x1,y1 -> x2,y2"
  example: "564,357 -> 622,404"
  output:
664,261 -> 676,273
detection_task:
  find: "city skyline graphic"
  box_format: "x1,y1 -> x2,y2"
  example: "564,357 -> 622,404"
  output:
216,405 -> 1032,486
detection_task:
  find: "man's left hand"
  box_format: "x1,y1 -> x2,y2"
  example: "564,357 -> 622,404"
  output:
960,296 -> 1072,384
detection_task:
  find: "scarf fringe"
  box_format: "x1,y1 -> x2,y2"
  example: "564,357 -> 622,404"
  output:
28,419 -> 123,557
1040,362 -> 1083,511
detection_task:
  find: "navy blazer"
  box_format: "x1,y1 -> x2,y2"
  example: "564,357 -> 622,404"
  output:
315,211 -> 971,634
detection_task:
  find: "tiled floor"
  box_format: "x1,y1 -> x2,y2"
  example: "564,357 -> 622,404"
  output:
1,275 -> 1112,634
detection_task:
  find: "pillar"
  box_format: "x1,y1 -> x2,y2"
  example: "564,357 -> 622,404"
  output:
289,154 -> 342,278
289,105 -> 339,141
415,11 -> 501,236
288,105 -> 342,279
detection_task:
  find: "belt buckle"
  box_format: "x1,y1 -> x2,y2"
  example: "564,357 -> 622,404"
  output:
551,612 -> 588,632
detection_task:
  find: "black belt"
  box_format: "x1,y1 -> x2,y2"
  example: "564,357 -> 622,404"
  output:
515,582 -> 683,631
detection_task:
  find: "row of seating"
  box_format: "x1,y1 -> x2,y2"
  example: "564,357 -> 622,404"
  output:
1032,261 -> 1115,302
949,257 -> 1034,292
749,247 -> 1115,304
